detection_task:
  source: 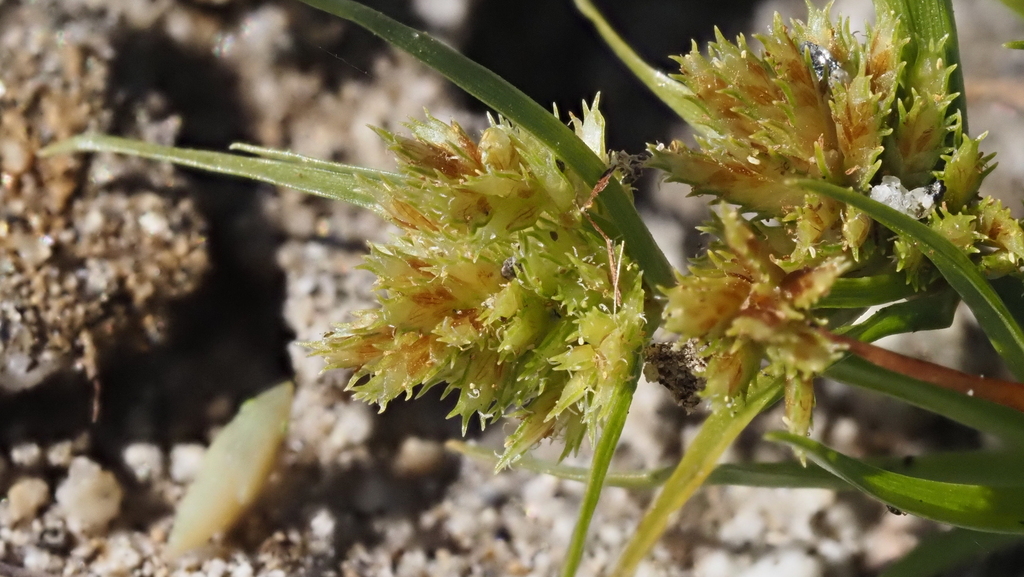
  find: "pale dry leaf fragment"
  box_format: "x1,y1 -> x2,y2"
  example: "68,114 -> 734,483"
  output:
166,381 -> 294,557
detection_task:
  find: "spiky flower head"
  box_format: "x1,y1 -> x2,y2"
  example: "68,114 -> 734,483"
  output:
654,2 -> 1021,437
307,100 -> 647,465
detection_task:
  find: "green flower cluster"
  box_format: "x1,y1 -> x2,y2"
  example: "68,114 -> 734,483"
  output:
653,4 -> 1024,435
308,104 -> 646,465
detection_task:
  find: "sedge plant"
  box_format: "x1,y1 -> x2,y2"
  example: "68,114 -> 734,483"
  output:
40,0 -> 1024,574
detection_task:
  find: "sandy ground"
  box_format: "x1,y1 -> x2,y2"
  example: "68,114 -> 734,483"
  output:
2,0 -> 1024,575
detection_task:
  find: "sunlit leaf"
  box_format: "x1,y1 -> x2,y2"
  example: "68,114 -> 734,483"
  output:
817,273 -> 918,308
768,432 -> 1024,534
41,134 -> 383,211
572,0 -> 703,124
613,377 -> 785,575
295,0 -> 676,292
826,355 -> 1024,447
837,288 -> 958,342
800,179 -> 1024,381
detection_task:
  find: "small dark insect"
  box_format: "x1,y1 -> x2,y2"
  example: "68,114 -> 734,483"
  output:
643,341 -> 706,412
606,150 -> 651,186
800,41 -> 849,89
925,179 -> 947,204
501,256 -> 518,280
886,505 -> 907,516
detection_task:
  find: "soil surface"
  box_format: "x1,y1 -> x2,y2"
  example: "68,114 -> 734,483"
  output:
2,0 -> 1024,576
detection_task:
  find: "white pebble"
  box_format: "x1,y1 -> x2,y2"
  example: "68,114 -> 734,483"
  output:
0,137 -> 30,174
124,443 -> 165,482
328,402 -> 374,448
412,0 -> 469,29
392,437 -> 445,477
230,562 -> 253,577
22,546 -> 55,573
170,444 -> 206,483
740,548 -> 823,577
694,549 -> 742,577
46,441 -> 74,467
10,443 -> 42,467
91,533 -> 143,575
139,211 -> 170,236
6,477 -> 50,523
396,549 -> 429,577
55,457 -> 123,533
203,558 -> 228,577
309,509 -> 336,540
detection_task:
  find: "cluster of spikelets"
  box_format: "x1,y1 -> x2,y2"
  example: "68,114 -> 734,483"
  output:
308,105 -> 646,465
310,2 -> 1024,455
653,4 -> 1024,435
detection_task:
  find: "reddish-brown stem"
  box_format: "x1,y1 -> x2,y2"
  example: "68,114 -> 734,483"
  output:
823,330 -> 1024,413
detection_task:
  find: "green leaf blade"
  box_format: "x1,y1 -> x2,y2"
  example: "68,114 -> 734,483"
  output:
572,0 -> 702,124
40,134 -> 382,211
817,273 -> 918,308
880,528 -> 1022,577
837,289 -> 959,342
826,355 -> 1024,447
768,432 -> 1024,534
612,378 -> 785,575
296,0 -> 677,292
799,179 -> 1024,381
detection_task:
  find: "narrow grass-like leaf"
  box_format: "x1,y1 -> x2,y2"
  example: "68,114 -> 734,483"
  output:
707,461 -> 851,490
768,432 -> 1024,534
455,441 -> 1024,492
40,134 -> 382,211
562,374 -> 638,577
296,0 -> 676,292
447,441 -> 673,490
826,355 -> 1024,447
572,0 -> 702,124
837,289 -> 958,342
817,274 -> 918,308
879,528 -> 1023,577
612,377 -> 785,576
993,276 -> 1024,327
228,142 -> 404,179
714,449 -> 1024,490
799,179 -> 1024,381
1006,40 -> 1024,49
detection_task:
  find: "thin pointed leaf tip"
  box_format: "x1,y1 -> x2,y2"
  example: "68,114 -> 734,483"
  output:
652,2 -> 1021,438
306,104 -> 647,465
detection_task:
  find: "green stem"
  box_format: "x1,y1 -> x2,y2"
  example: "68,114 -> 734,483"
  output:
572,0 -> 702,124
561,369 -> 640,577
610,377 -> 785,576
447,440 -> 673,489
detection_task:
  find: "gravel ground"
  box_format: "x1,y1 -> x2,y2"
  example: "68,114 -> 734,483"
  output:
2,0 -> 1024,576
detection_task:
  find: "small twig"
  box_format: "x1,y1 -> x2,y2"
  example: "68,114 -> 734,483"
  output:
77,331 -> 101,422
580,167 -> 622,309
824,330 -> 1024,413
